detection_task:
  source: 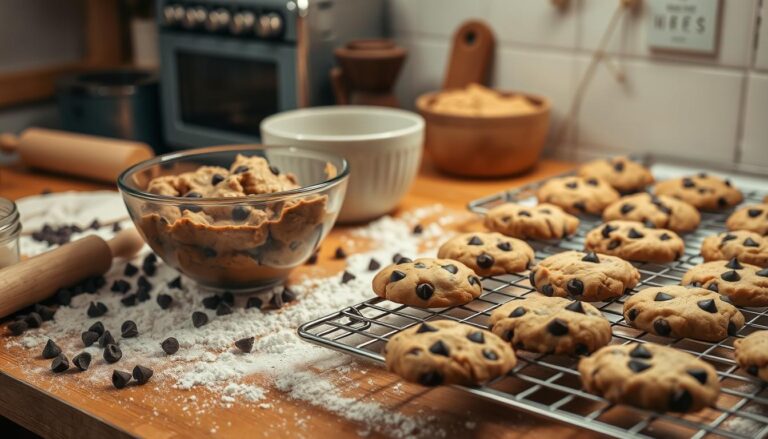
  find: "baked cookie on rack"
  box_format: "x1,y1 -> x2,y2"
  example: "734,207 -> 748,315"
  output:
726,204 -> 768,236
701,230 -> 768,267
653,173 -> 743,211
602,193 -> 700,233
437,232 -> 535,277
681,258 -> 768,307
734,331 -> 768,381
530,251 -> 640,302
384,320 -> 517,386
372,258 -> 482,308
623,285 -> 744,342
536,176 -> 620,215
579,343 -> 720,413
584,220 -> 685,263
484,203 -> 579,240
489,295 -> 611,356
577,156 -> 654,193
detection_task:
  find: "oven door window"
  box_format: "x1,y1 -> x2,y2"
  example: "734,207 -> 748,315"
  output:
177,51 -> 278,135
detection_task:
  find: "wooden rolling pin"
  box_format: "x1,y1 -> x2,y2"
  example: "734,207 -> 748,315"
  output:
0,228 -> 145,318
0,128 -> 154,183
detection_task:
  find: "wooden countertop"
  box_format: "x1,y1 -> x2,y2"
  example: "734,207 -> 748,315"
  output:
0,159 -> 598,439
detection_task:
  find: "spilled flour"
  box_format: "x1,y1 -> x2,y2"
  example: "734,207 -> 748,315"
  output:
5,201 -> 469,438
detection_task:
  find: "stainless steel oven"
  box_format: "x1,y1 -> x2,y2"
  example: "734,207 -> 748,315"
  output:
157,0 -> 384,149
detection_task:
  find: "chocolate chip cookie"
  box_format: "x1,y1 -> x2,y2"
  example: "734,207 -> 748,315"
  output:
726,204 -> 768,236
701,230 -> 768,267
437,232 -> 535,277
653,173 -> 743,211
484,203 -> 579,240
681,258 -> 768,307
602,193 -> 700,233
489,295 -> 611,356
584,220 -> 684,263
579,343 -> 720,413
623,286 -> 745,342
734,331 -> 768,381
536,176 -> 620,215
372,258 -> 482,308
384,320 -> 517,386
530,251 -> 640,302
577,156 -> 654,193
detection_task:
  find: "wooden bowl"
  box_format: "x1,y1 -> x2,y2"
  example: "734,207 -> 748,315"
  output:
416,90 -> 550,177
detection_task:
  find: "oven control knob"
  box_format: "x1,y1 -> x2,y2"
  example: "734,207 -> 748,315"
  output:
181,6 -> 207,30
205,8 -> 231,32
162,4 -> 185,27
230,11 -> 256,35
255,12 -> 284,38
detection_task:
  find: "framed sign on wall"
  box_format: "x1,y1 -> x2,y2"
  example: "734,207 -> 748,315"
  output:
646,0 -> 720,54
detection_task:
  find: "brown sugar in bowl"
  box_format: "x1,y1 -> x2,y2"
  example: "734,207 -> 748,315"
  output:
416,90 -> 550,177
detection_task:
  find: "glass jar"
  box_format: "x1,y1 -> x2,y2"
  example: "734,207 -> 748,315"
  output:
0,197 -> 21,269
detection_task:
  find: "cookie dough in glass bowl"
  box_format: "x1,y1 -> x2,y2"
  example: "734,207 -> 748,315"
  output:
118,145 -> 348,291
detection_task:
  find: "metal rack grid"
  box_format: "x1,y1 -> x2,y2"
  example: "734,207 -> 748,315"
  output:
298,169 -> 768,439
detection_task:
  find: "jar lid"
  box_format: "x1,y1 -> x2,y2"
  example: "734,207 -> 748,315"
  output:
0,197 -> 21,240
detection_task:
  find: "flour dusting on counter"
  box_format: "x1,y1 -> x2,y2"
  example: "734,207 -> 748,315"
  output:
4,199 -> 470,438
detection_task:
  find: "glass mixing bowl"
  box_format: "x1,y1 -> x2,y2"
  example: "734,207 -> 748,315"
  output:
118,145 -> 349,291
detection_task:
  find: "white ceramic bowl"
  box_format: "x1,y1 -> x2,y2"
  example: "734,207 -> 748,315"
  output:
261,106 -> 424,223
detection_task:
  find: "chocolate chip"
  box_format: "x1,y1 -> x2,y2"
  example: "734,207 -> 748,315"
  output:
541,284 -> 554,296
540,208 -> 552,214
269,165 -> 280,175
566,181 -> 578,189
168,276 -> 182,290
156,294 -> 173,310
82,331 -> 99,347
51,354 -> 69,373
415,283 -> 434,300
34,304 -> 55,322
121,320 -> 138,338
89,321 -> 104,336
468,276 -> 481,287
722,233 -> 737,243
216,302 -> 233,316
269,292 -> 285,309
581,252 -> 600,263
547,318 -> 569,336
497,241 -> 512,251
601,224 -> 617,238
138,275 -> 153,292
334,247 -> 346,259
112,370 -> 131,389
56,289 -> 72,306
573,201 -> 587,212
185,191 -> 202,198
202,295 -> 220,310
655,292 -> 673,301
659,233 -> 671,241
395,256 -> 412,264
416,323 -> 438,334
72,352 -> 91,371
747,365 -> 759,376
682,178 -> 695,188
518,210 -> 531,217
429,340 -> 450,357
235,337 -> 254,353
566,279 -> 584,296
161,337 -> 179,355
305,252 -> 318,265
98,331 -> 115,348
87,302 -> 108,318
179,204 -> 202,213
669,389 -> 693,412
574,343 -> 590,356
192,311 -> 208,328
743,237 -> 760,247
367,258 -> 381,271
246,296 -> 263,309
717,197 -> 728,208
418,371 -> 443,386
132,365 -> 153,385
628,228 -> 644,239
231,206 -> 250,222
630,344 -> 652,359
25,312 -> 42,329
620,203 -> 635,215
613,161 -> 625,172
467,331 -> 485,344
211,174 -> 225,185
653,319 -> 671,336
413,262 -> 427,269
482,349 -> 498,361
467,236 -> 483,245
121,263 -> 138,277
627,360 -> 652,373
476,253 -> 494,269
234,165 -> 249,174
748,208 -> 763,218
104,344 -> 122,363
120,294 -> 137,307
687,368 -> 708,385
42,339 -> 61,359
528,270 -> 536,287
728,321 -> 739,336
565,300 -> 585,314
697,299 -> 717,313
607,240 -> 621,250
757,268 -> 768,277
412,224 -> 423,235
627,308 -> 638,321
586,178 -> 599,186
721,270 -> 741,282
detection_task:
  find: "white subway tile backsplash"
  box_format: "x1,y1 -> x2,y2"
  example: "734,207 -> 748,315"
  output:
578,0 -> 758,68
755,0 -> 768,71
575,57 -> 743,162
740,73 -> 768,167
388,0 -> 490,38
487,0 -> 578,49
399,39 -> 451,108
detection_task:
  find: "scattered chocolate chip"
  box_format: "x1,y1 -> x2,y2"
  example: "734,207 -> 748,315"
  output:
81,331 -> 99,347
627,360 -> 652,373
565,300 -> 585,314
216,302 -> 233,316
246,297 -> 262,309
334,247 -> 346,259
56,289 -> 72,306
697,299 -> 717,313
98,331 -> 115,348
418,371 -> 443,386
269,292 -> 284,309
192,312 -> 208,328
368,258 -> 381,271
34,304 -> 55,322
133,365 -> 153,385
566,279 -> 584,296
51,354 -> 69,373
416,323 -> 438,333
142,260 -> 157,276
541,284 -> 554,296
630,344 -> 652,359
123,263 -> 139,277
653,319 -> 671,336
682,178 -> 695,188
89,219 -> 101,230
565,181 -> 578,189
476,253 -> 494,269
167,277 -> 182,290
87,302 -> 108,318
121,320 -> 138,338
89,321 -> 104,336
156,294 -> 173,310
757,268 -> 768,277
203,295 -> 220,310
104,344 -> 122,363
467,236 -> 483,246
721,270 -> 741,282
121,294 -> 137,307
620,203 -> 635,215
25,312 -> 42,329
547,318 -> 569,336
390,270 -> 406,282
601,224 -> 617,238
509,307 -> 526,318
415,283 -> 434,300
161,337 -> 179,355
412,224 -> 423,235
113,222 -> 122,232
341,271 -> 356,284
607,240 -> 621,250
42,339 -> 61,359
112,370 -> 132,389
669,388 -> 693,412
429,340 -> 450,357
467,331 -> 485,344
482,349 -> 499,360
111,280 -> 131,294
441,264 -> 458,274
627,308 -> 638,321
232,336 -> 255,353
743,237 -> 760,247
72,352 -> 91,371
573,201 -> 587,212
747,208 -> 763,218
581,252 -> 600,263
728,321 -> 739,336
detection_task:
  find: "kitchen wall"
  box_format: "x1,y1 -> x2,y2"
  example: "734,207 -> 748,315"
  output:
388,0 -> 768,169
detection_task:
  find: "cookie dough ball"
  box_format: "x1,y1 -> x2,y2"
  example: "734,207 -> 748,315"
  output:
602,193 -> 700,233
484,203 -> 579,240
437,232 -> 534,276
578,156 -> 654,193
537,176 -> 620,215
653,173 -> 742,211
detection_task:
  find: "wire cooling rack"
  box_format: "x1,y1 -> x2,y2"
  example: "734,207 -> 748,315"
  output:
298,165 -> 768,439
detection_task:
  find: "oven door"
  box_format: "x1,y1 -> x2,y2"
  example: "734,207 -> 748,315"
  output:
160,33 -> 297,148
